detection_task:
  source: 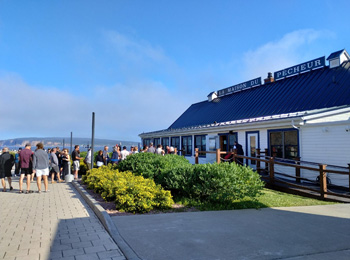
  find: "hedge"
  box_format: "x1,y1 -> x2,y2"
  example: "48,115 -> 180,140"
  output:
117,153 -> 264,203
82,165 -> 174,213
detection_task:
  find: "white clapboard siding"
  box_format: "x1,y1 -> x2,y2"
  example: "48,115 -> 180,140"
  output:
300,124 -> 350,187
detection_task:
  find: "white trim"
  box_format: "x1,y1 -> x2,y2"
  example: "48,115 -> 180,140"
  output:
302,107 -> 350,121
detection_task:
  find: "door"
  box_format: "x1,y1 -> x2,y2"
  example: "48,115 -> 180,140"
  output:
247,132 -> 259,169
220,135 -> 228,151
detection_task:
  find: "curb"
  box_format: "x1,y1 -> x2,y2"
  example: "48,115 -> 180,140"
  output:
71,181 -> 142,260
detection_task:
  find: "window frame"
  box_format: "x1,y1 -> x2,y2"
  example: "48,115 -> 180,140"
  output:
268,128 -> 299,160
218,132 -> 238,152
171,136 -> 180,154
194,135 -> 206,158
161,137 -> 169,151
143,138 -> 151,147
154,138 -> 161,148
181,136 -> 193,156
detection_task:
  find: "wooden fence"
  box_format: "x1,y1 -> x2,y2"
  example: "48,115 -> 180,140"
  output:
193,148 -> 350,201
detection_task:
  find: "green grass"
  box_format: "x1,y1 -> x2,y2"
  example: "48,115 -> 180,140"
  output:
174,188 -> 336,211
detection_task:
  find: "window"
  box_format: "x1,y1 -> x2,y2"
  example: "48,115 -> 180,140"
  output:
143,138 -> 151,147
154,138 -> 161,148
181,136 -> 192,156
228,134 -> 237,151
194,135 -> 206,157
161,137 -> 169,150
269,129 -> 298,159
219,132 -> 237,152
171,137 -> 180,154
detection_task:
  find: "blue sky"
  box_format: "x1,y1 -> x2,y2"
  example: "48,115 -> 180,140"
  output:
0,0 -> 349,141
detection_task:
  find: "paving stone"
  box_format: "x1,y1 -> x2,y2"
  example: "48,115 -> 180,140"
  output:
62,247 -> 85,257
84,245 -> 107,254
50,243 -> 73,252
111,256 -> 127,260
103,242 -> 120,251
75,252 -> 100,260
98,249 -> 123,259
0,179 -> 125,260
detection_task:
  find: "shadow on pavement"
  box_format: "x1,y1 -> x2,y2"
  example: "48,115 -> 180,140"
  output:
111,205 -> 350,260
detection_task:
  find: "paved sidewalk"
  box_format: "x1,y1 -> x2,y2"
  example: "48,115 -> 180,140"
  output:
0,178 -> 126,260
112,204 -> 350,260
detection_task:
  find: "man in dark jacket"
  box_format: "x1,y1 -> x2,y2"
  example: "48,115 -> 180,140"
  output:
234,141 -> 244,165
0,147 -> 15,192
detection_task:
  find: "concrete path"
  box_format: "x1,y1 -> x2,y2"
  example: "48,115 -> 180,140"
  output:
112,204 -> 350,260
0,178 -> 125,260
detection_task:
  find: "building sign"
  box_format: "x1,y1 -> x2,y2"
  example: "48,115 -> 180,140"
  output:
274,56 -> 325,80
217,77 -> 261,97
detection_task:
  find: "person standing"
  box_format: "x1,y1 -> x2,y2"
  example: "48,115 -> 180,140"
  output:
95,150 -> 104,168
0,147 -> 15,192
72,145 -> 83,180
234,141 -> 244,165
110,146 -> 120,165
14,148 -> 21,177
147,143 -> 156,153
19,143 -> 33,193
156,144 -> 165,155
102,146 -> 109,166
120,146 -> 129,161
84,148 -> 92,170
61,149 -> 70,177
33,143 -> 50,193
50,147 -> 63,183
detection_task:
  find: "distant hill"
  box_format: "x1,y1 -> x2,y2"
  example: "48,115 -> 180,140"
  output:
0,137 -> 140,149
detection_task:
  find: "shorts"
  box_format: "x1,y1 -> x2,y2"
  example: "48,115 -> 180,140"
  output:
73,161 -> 80,171
21,168 -> 32,176
50,165 -> 60,174
1,170 -> 12,178
36,168 -> 49,177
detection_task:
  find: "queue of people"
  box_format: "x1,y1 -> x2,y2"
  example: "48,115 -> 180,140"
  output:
1,142 -> 176,192
93,144 -> 140,167
0,143 -> 73,193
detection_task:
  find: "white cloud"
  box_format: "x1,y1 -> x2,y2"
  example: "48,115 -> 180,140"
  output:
0,73 -> 90,137
104,31 -> 168,63
0,73 -> 187,141
241,29 -> 334,80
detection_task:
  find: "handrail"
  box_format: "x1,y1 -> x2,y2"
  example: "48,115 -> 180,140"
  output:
193,148 -> 350,200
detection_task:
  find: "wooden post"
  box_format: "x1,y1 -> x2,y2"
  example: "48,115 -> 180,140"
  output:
216,148 -> 221,164
348,164 -> 350,192
174,148 -> 177,155
232,149 -> 237,164
195,148 -> 199,164
269,157 -> 275,184
264,148 -> 269,173
256,149 -> 261,173
319,164 -> 327,199
295,157 -> 301,183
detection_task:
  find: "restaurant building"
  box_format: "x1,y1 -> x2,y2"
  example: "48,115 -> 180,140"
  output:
139,49 -> 350,185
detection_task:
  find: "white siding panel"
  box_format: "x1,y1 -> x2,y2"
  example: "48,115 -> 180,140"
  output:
300,125 -> 350,187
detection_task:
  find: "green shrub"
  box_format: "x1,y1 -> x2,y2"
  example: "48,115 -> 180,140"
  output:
82,165 -> 174,213
163,162 -> 264,203
117,153 -> 190,184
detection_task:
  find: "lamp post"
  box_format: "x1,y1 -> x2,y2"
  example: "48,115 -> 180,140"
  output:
91,112 -> 95,167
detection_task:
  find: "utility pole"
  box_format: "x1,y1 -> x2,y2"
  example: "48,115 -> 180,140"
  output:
91,112 -> 95,167
70,132 -> 73,154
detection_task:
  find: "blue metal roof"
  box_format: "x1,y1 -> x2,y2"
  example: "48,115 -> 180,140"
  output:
169,61 -> 350,130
